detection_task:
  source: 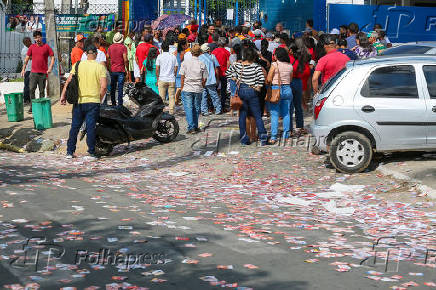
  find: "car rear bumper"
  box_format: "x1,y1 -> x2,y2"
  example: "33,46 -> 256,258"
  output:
310,122 -> 331,152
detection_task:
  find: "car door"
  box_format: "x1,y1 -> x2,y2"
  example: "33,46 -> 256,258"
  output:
354,65 -> 427,149
421,65 -> 436,144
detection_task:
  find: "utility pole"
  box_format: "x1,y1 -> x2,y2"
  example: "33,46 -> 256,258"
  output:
60,0 -> 72,77
44,0 -> 61,99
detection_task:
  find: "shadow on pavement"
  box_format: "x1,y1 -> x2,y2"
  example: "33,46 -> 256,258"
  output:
0,218 -> 309,289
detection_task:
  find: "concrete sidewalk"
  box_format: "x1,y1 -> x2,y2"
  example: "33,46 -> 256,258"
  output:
0,99 -> 89,154
376,152 -> 436,199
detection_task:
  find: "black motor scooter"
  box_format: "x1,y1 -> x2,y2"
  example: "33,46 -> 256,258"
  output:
81,82 -> 179,155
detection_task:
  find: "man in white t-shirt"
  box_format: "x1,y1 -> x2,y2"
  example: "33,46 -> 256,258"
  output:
21,37 -> 32,103
156,41 -> 178,114
81,37 -> 107,66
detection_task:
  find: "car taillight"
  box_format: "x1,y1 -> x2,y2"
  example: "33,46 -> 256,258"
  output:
314,98 -> 327,120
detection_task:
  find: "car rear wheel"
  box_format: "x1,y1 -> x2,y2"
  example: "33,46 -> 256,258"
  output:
329,131 -> 373,174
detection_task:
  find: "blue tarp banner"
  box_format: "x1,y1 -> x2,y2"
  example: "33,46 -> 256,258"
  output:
328,4 -> 436,43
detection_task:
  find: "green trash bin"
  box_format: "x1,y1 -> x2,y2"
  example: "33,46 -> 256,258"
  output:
3,93 -> 24,122
32,98 -> 53,130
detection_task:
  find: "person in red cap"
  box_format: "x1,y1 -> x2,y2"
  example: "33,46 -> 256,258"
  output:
187,24 -> 198,43
71,34 -> 86,65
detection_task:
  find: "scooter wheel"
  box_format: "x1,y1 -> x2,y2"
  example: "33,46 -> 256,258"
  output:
153,118 -> 179,143
95,140 -> 114,156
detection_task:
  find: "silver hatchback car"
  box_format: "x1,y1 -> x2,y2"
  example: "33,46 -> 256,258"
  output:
311,55 -> 436,173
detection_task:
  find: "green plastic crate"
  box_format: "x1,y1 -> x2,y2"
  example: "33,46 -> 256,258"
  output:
32,98 -> 53,130
3,93 -> 24,122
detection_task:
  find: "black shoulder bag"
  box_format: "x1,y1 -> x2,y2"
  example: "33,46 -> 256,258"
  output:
66,61 -> 81,105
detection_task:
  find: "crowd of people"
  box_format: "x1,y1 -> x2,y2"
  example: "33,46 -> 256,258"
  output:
20,18 -> 391,158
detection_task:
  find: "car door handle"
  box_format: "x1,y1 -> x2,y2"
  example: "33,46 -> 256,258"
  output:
361,105 -> 375,113
433,106 -> 436,113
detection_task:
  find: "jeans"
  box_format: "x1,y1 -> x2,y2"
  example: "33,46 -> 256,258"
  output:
29,72 -> 47,99
23,71 -> 31,103
158,81 -> 176,113
201,85 -> 222,114
67,103 -> 100,155
229,79 -> 237,96
291,78 -> 304,129
219,76 -> 227,110
269,85 -> 293,140
238,84 -> 267,145
109,72 -> 125,106
181,91 -> 202,131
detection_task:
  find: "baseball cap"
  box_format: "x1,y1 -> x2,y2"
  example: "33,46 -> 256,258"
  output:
200,43 -> 210,52
265,32 -> 274,39
330,28 -> 340,35
75,34 -> 86,43
253,29 -> 262,37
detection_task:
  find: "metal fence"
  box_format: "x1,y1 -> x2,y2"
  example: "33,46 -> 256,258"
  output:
188,0 -> 259,27
0,2 -> 118,76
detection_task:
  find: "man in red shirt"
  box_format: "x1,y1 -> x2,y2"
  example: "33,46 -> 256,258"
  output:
212,37 -> 230,111
312,35 -> 350,93
21,30 -> 54,113
207,25 -> 215,43
135,34 -> 159,71
107,32 -> 128,106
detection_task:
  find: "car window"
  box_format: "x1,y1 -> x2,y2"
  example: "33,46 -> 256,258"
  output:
319,67 -> 347,94
423,66 -> 436,99
361,65 -> 418,98
382,45 -> 432,55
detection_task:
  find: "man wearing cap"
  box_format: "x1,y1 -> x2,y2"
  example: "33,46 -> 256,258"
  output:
199,43 -> 221,116
179,44 -> 208,134
71,34 -> 86,65
253,29 -> 263,51
312,35 -> 350,94
81,37 -> 106,66
107,32 -> 128,106
60,44 -> 107,160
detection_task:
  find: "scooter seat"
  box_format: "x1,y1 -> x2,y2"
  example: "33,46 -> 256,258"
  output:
100,105 -> 133,119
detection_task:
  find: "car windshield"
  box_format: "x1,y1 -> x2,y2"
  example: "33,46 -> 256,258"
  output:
382,45 -> 432,55
319,67 -> 347,94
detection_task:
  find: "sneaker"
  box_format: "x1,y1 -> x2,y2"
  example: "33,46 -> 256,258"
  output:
82,154 -> 98,161
194,128 -> 201,133
187,129 -> 196,134
66,154 -> 74,159
202,112 -> 211,116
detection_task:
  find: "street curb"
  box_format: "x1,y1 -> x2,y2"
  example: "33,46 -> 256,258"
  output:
377,165 -> 436,200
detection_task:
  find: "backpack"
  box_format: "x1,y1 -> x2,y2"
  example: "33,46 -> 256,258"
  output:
66,61 -> 80,105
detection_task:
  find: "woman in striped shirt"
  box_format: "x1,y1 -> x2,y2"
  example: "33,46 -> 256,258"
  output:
226,47 -> 267,145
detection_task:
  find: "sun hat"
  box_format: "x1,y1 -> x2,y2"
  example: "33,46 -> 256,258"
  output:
113,32 -> 124,44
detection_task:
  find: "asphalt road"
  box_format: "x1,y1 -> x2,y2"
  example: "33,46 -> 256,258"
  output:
0,114 -> 435,290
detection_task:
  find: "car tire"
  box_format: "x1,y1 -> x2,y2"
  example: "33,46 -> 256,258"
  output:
329,131 -> 373,174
